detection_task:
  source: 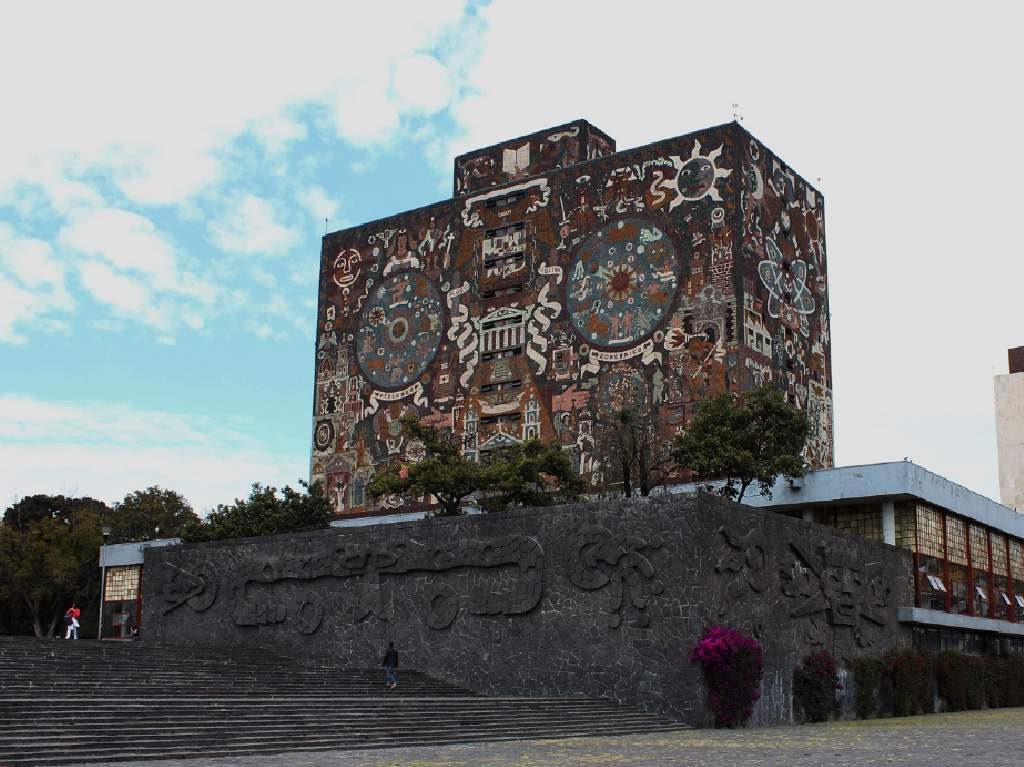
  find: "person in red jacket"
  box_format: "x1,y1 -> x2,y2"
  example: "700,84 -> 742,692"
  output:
64,603 -> 80,640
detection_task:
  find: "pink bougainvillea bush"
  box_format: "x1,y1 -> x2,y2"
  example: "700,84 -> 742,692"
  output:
690,625 -> 765,727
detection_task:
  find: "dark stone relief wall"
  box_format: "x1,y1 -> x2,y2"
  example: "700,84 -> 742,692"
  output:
143,495 -> 912,725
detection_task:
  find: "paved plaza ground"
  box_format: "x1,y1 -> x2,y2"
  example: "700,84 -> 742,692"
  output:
89,708 -> 1024,767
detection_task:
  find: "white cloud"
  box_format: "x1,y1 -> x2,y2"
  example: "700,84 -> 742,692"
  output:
208,194 -> 298,255
331,74 -> 404,147
0,3 -> 471,210
0,224 -> 72,342
393,54 -> 452,113
113,146 -> 222,207
60,208 -> 177,285
252,114 -> 308,154
0,395 -> 306,513
0,278 -> 65,344
0,223 -> 64,288
77,261 -> 150,317
55,208 -> 218,337
297,185 -> 341,224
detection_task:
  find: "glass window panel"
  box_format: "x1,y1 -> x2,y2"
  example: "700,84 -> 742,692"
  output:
970,524 -> 990,571
104,565 -> 141,602
1011,539 -> 1024,581
916,505 -> 945,559
946,516 -> 968,565
991,533 -> 1008,576
949,564 -> 969,614
895,502 -> 916,551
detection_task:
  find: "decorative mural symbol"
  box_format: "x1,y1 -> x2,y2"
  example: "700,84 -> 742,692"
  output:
598,367 -> 650,415
567,218 -> 679,348
294,591 -> 325,635
355,271 -> 444,389
570,525 -> 665,628
332,248 -> 362,293
159,562 -> 219,614
426,583 -> 459,630
758,238 -> 816,323
781,542 -> 891,629
714,526 -> 771,618
669,141 -> 732,208
162,535 -> 547,635
313,420 -> 334,452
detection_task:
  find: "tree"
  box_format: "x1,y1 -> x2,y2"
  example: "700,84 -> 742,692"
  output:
0,500 -> 104,637
367,415 -> 587,516
367,415 -> 484,517
106,486 -> 200,543
593,408 -> 675,498
3,494 -> 109,530
179,481 -> 330,543
479,439 -> 587,513
672,385 -> 810,503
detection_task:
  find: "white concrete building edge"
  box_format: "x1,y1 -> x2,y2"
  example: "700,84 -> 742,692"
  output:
995,370 -> 1024,512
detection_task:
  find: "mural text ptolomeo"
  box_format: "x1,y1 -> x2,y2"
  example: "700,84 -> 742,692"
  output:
313,120 -> 832,517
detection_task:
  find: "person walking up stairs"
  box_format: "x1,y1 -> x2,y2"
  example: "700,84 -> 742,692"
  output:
382,641 -> 398,690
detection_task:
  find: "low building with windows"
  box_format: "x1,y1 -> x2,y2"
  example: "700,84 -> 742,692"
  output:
98,538 -> 179,639
732,461 -> 1024,653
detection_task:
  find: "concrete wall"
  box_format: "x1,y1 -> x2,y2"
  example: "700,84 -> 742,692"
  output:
142,494 -> 912,725
995,371 -> 1024,512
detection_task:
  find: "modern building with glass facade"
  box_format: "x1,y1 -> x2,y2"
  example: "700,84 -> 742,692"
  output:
735,461 -> 1024,653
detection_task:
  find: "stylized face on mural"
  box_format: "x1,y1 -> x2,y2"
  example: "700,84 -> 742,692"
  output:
677,158 -> 716,200
567,218 -> 679,348
356,272 -> 444,389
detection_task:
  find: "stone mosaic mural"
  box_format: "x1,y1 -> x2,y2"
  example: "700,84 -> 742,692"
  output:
313,120 -> 833,517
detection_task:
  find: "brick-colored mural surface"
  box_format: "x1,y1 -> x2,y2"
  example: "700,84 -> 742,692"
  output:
313,121 -> 832,517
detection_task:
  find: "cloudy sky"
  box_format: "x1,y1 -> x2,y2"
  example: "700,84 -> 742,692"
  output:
1,1 -> 1021,513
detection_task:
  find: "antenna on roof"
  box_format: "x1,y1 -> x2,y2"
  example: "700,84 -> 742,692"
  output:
324,218 -> 329,235
731,103 -> 743,122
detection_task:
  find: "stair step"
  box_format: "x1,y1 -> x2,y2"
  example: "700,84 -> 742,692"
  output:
0,636 -> 681,764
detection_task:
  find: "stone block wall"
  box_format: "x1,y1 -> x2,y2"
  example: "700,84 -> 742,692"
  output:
143,494 -> 912,725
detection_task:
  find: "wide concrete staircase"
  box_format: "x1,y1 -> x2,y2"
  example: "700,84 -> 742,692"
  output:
0,637 -> 682,765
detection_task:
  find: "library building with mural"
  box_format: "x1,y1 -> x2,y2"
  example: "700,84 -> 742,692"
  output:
95,119 -> 1024,725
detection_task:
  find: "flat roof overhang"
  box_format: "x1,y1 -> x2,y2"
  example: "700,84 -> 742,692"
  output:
736,462 -> 1024,540
898,607 -> 1024,638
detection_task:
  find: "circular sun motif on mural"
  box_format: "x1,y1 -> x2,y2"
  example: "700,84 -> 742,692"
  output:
567,218 -> 679,348
356,271 -> 443,389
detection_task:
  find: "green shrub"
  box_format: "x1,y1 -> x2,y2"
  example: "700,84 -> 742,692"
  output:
793,652 -> 841,722
935,652 -> 985,711
985,655 -> 1024,709
884,650 -> 931,717
851,656 -> 885,719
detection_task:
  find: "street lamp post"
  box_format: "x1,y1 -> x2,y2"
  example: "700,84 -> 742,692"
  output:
99,525 -> 111,640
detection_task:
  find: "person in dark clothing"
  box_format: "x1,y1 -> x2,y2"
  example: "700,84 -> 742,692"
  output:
382,641 -> 398,689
